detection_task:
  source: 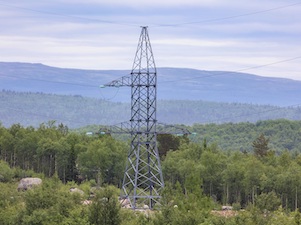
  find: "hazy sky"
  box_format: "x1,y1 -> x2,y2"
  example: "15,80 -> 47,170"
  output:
0,0 -> 300,80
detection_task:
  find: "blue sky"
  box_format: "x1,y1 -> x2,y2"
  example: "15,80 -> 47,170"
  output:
0,0 -> 300,80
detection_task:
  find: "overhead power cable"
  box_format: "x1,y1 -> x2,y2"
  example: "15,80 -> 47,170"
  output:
2,106 -> 86,127
204,103 -> 301,124
2,101 -> 301,129
0,1 -> 300,27
0,1 -> 138,27
160,56 -> 301,83
0,73 -> 100,88
0,56 -> 300,86
152,2 -> 301,27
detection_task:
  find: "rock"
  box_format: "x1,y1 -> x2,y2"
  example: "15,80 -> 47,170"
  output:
143,204 -> 149,209
119,198 -> 131,208
82,200 -> 92,205
222,205 -> 233,211
69,187 -> 84,195
17,178 -> 42,191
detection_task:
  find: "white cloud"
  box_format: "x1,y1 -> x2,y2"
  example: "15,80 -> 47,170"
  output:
0,0 -> 300,81
55,0 -> 222,7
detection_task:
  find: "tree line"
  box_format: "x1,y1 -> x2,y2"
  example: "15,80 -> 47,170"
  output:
0,121 -> 127,185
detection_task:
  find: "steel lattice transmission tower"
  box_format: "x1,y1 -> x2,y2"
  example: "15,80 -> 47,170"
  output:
104,26 -> 163,209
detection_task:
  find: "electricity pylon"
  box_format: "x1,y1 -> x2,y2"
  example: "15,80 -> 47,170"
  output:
104,26 -> 161,209
103,27 -> 190,209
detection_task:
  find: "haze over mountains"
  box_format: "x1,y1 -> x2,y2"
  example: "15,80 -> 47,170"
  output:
1,62 -> 301,128
1,62 -> 301,106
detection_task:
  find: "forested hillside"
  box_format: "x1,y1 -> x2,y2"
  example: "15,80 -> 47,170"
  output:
190,119 -> 301,153
2,121 -> 301,224
1,90 -> 301,128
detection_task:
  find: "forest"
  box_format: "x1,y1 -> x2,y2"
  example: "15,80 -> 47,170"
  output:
2,90 -> 301,128
2,120 -> 301,224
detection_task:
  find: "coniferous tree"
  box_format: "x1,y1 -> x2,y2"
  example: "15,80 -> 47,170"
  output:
253,134 -> 270,157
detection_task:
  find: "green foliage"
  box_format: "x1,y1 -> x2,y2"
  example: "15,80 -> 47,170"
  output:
2,119 -> 301,224
253,133 -> 270,157
162,131 -> 301,212
153,181 -> 213,225
77,136 -> 127,185
18,177 -> 88,225
89,186 -> 121,225
255,191 -> 281,212
0,182 -> 21,225
0,160 -> 14,182
0,122 -> 127,186
191,119 -> 301,153
157,134 -> 181,158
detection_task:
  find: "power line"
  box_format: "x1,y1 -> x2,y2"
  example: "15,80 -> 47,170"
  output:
160,56 -> 301,83
2,101 -> 301,128
0,1 -> 139,27
0,73 -> 99,88
2,106 -> 85,127
0,1 -> 299,85
2,54 -> 300,126
204,103 -> 301,124
0,1 -> 299,126
0,1 -> 300,28
152,2 -> 301,27
0,56 -> 300,87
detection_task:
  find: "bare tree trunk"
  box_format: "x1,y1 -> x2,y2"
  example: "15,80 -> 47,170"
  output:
13,149 -> 16,167
252,186 -> 255,205
227,183 -> 229,205
286,195 -> 288,212
49,155 -> 52,177
97,169 -> 101,189
296,186 -> 298,210
54,154 -> 58,175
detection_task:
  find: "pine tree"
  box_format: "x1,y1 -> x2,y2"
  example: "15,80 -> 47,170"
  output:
253,134 -> 269,157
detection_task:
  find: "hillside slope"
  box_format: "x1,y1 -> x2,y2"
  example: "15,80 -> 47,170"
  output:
1,91 -> 301,128
1,62 -> 301,106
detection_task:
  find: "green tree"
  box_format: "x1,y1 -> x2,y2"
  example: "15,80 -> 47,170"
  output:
242,156 -> 265,206
89,186 -> 121,225
37,138 -> 59,177
252,134 -> 270,158
0,182 -> 22,225
157,134 -> 181,158
78,136 -> 127,186
20,178 -> 88,224
200,149 -> 226,201
222,152 -> 246,205
55,138 -> 72,183
255,191 -> 281,213
154,180 -> 213,225
0,160 -> 14,182
0,127 -> 14,163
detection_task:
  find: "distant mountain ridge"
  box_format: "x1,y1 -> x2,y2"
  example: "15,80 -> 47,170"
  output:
0,61 -> 301,106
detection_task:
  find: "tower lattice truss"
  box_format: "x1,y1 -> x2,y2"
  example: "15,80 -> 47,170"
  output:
103,27 -> 189,209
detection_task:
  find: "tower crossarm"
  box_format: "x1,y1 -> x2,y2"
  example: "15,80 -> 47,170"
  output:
98,121 -> 191,136
98,121 -> 131,134
103,75 -> 132,87
157,122 -> 191,135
